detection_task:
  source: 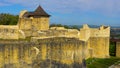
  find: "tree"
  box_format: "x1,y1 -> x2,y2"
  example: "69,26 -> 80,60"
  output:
0,13 -> 18,25
50,24 -> 80,30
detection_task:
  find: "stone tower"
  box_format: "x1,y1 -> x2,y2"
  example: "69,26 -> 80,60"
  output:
18,6 -> 50,32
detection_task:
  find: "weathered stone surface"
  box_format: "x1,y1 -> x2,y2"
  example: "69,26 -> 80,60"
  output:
0,38 -> 86,68
87,37 -> 110,58
0,6 -> 111,68
116,42 -> 120,57
0,25 -> 19,39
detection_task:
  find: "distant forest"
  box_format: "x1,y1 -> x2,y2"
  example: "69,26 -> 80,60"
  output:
50,24 -> 82,30
2,13 -> 119,29
0,13 -> 82,29
0,13 -> 18,25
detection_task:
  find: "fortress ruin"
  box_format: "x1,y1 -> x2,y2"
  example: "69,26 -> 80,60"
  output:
0,6 -> 110,68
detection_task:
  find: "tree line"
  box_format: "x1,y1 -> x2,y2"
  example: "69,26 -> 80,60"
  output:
0,13 -> 80,30
0,13 -> 18,25
50,24 -> 81,30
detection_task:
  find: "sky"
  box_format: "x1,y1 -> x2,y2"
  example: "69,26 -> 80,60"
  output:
0,0 -> 120,26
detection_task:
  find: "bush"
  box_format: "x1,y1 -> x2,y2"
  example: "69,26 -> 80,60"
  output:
109,42 -> 116,56
0,13 -> 18,25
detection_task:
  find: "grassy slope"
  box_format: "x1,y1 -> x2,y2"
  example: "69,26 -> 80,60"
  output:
86,57 -> 120,68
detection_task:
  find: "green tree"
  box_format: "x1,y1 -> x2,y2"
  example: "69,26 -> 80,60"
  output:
0,13 -> 18,25
50,23 -> 63,27
70,25 -> 79,30
109,42 -> 116,56
64,25 -> 70,29
50,24 -> 80,30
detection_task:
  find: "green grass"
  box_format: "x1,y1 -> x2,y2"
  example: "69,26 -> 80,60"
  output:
86,57 -> 120,68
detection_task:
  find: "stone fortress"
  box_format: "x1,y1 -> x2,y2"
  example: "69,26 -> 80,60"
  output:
0,6 -> 110,68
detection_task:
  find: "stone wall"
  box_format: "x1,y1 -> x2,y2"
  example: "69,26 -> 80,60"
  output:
79,25 -> 110,59
0,23 -> 110,59
0,38 -> 86,68
90,26 -> 110,37
18,17 -> 49,37
18,17 -> 49,31
79,24 -> 110,41
116,42 -> 120,57
88,37 -> 110,58
32,17 -> 49,30
37,28 -> 79,38
79,24 -> 90,41
0,25 -> 19,39
18,18 -> 32,30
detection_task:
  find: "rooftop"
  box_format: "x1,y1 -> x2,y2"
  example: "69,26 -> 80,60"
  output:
23,5 -> 50,18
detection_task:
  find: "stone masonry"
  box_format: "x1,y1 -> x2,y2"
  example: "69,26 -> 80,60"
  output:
0,5 -> 110,68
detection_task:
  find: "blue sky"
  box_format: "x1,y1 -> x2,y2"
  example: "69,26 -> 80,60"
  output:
0,0 -> 120,26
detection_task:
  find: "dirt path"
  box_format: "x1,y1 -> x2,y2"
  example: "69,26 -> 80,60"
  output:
109,60 -> 120,68
109,64 -> 120,68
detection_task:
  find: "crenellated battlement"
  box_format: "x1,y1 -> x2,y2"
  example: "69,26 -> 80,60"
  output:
0,24 -> 110,41
90,25 -> 110,37
79,24 -> 110,41
0,5 -> 110,40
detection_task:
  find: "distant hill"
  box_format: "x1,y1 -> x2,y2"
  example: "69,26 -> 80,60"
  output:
111,26 -> 120,28
68,25 -> 100,28
50,24 -> 100,29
